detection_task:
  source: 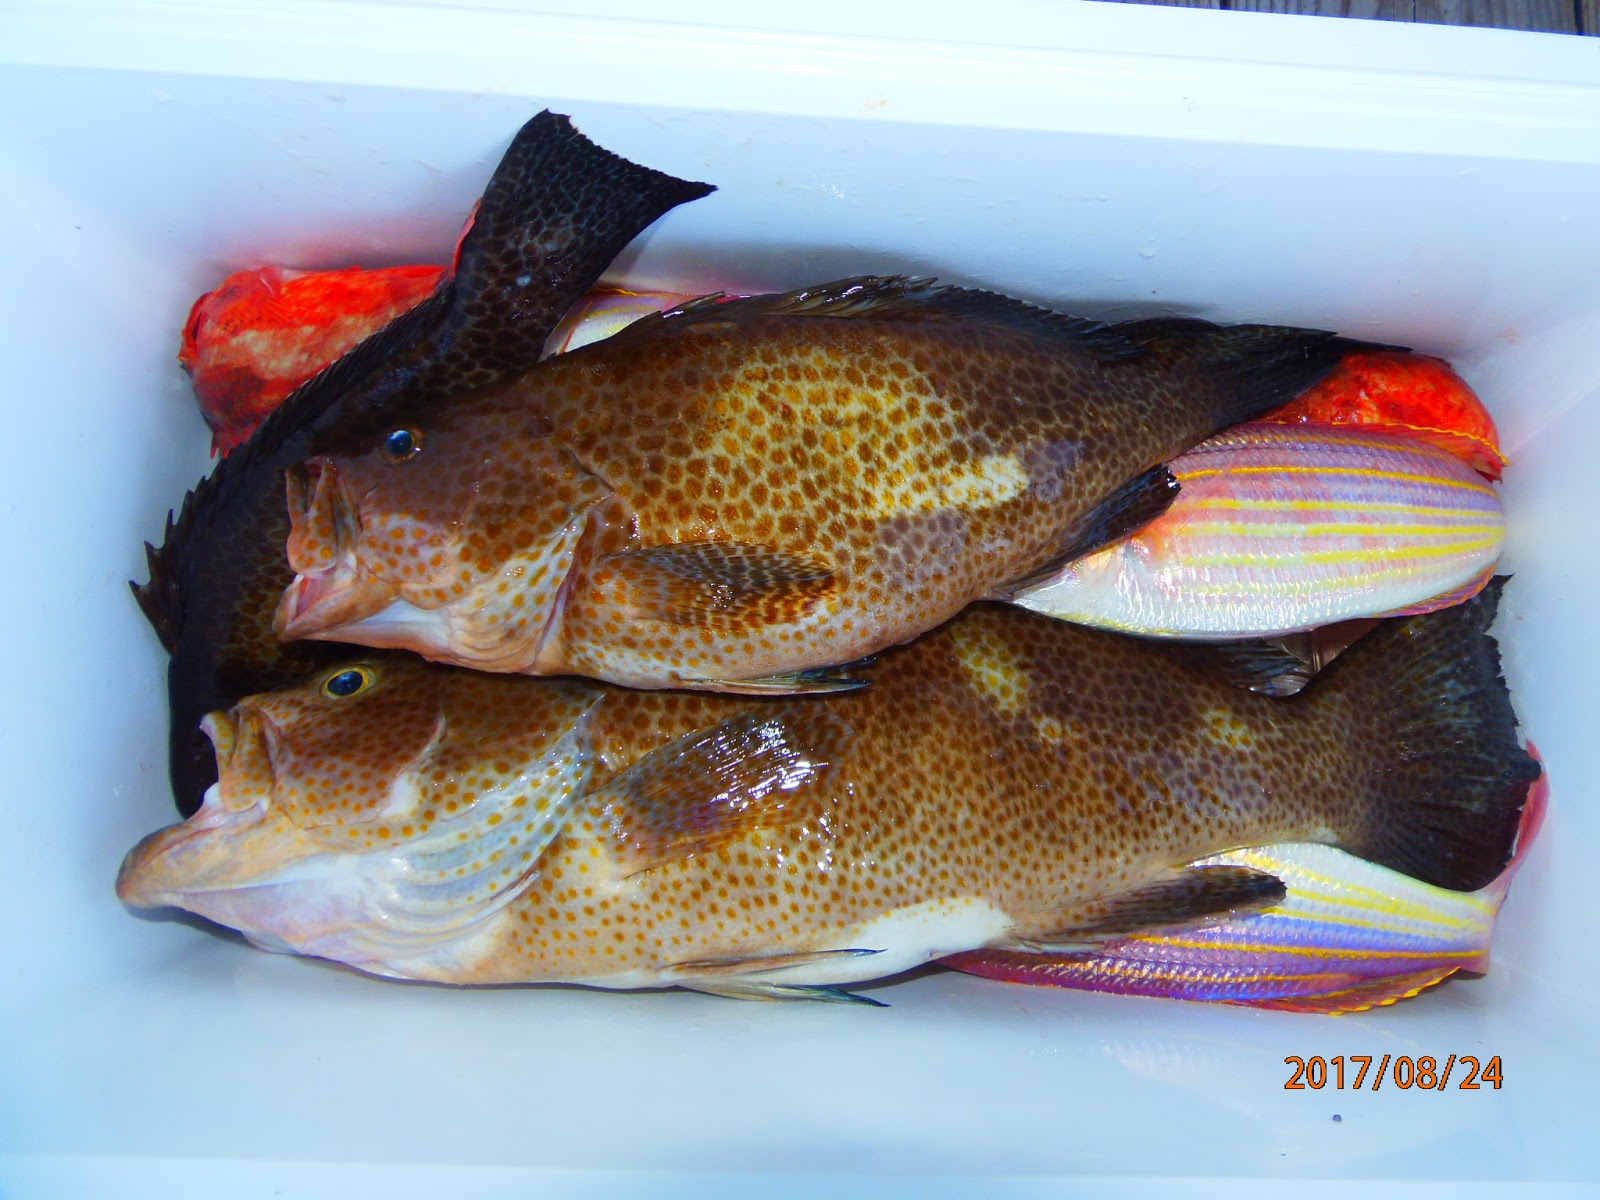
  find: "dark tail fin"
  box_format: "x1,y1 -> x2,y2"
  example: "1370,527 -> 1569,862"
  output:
1314,577 -> 1539,891
1114,318 -> 1401,431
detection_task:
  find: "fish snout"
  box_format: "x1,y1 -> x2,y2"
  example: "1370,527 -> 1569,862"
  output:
114,779 -> 269,909
284,459 -> 359,575
277,460 -> 385,641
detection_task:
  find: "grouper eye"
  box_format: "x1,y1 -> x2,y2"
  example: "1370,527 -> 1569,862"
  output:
323,667 -> 375,698
382,428 -> 423,462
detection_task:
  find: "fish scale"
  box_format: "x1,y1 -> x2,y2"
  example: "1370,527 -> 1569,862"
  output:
1017,421 -> 1504,638
277,278 -> 1380,690
119,595 -> 1538,1007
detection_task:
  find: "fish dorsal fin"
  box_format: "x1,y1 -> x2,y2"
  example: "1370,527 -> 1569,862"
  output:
601,704 -> 855,877
644,279 -> 1390,401
642,276 -> 1150,363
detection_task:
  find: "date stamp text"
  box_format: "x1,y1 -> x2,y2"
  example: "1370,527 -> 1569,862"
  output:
1284,1055 -> 1502,1091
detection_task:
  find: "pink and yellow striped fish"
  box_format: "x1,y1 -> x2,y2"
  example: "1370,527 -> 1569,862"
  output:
944,743 -> 1547,1014
1016,421 -> 1503,639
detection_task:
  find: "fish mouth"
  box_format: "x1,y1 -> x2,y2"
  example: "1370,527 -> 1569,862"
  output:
117,706 -> 288,908
276,460 -> 390,641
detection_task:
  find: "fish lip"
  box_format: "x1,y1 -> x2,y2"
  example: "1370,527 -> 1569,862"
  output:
115,782 -> 269,908
275,570 -> 349,640
277,458 -> 384,640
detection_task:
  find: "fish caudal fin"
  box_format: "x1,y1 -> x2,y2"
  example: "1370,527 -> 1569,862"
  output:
1315,576 -> 1539,892
945,757 -> 1546,1013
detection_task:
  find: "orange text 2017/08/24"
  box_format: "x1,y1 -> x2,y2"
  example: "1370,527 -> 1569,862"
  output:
1284,1055 -> 1503,1091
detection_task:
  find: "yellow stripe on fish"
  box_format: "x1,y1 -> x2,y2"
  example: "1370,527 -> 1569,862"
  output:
1018,421 -> 1505,639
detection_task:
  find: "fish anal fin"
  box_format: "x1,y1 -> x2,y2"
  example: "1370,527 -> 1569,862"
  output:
601,541 -> 838,631
603,704 -> 854,876
1242,969 -> 1459,1014
948,829 -> 1535,1012
1004,465 -> 1180,601
1019,865 -> 1285,952
1376,563 -> 1496,619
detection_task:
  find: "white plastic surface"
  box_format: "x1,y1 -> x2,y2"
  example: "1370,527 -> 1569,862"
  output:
1,1 -> 1597,1193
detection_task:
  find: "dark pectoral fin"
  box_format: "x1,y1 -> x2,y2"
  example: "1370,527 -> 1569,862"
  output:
604,542 -> 838,631
603,704 -> 855,876
1001,465 -> 1180,599
1018,865 -> 1285,952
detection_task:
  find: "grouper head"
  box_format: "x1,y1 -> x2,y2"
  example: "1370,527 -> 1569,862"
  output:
273,401 -> 615,674
117,657 -> 601,975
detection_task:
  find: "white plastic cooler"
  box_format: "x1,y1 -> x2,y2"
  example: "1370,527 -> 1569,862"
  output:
1,1 -> 1596,1194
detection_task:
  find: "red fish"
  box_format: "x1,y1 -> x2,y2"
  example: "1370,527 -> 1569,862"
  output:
1262,350 -> 1505,480
180,264 -> 447,455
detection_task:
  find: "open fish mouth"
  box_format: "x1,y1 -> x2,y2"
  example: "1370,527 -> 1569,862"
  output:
276,460 -> 385,640
116,707 -> 281,907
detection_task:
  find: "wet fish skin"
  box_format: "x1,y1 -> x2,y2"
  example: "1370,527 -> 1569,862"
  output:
1017,421 -> 1504,639
133,113 -> 715,817
120,592 -> 1537,1001
946,744 -> 1547,1014
1266,350 -> 1505,479
276,279 -> 1378,690
181,264 -> 448,455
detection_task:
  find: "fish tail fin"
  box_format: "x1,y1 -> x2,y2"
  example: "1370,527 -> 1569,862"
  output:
1313,576 -> 1540,892
945,753 -> 1547,1013
1117,319 -> 1398,430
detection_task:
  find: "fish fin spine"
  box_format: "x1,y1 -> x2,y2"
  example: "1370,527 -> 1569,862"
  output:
602,703 -> 856,876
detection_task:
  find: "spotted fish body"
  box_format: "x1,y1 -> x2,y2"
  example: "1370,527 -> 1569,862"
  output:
1017,422 -> 1504,639
119,593 -> 1538,1006
276,281 -> 1378,690
134,113 -> 716,817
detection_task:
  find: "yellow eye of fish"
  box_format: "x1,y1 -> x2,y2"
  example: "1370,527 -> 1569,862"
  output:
382,428 -> 423,462
323,667 -> 375,698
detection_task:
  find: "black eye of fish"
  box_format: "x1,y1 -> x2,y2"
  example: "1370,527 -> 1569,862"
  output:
323,668 -> 374,698
383,428 -> 422,461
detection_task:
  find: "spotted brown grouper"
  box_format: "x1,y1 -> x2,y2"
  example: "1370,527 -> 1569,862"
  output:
133,113 -> 714,816
273,280 -> 1384,691
119,586 -> 1538,1009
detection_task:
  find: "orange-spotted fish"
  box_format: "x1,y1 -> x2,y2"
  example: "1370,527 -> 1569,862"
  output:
1264,350 -> 1505,480
946,745 -> 1547,1013
134,113 -> 715,818
273,280 -> 1380,691
1016,421 -> 1503,641
117,590 -> 1538,1008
